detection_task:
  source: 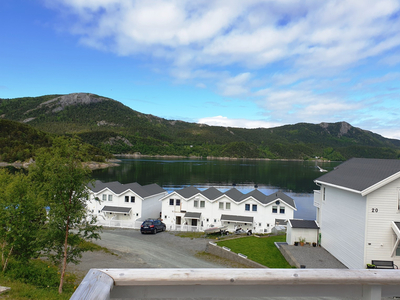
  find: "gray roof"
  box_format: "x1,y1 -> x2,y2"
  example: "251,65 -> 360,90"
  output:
221,214 -> 254,223
89,181 -> 166,198
101,206 -> 132,214
289,219 -> 319,229
201,187 -> 223,200
315,158 -> 400,193
184,212 -> 201,219
170,186 -> 296,209
175,186 -> 200,198
224,188 -> 245,201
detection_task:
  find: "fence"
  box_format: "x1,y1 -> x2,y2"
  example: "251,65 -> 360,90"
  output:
71,268 -> 400,300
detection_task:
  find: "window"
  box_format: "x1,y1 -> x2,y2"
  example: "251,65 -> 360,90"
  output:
280,206 -> 285,214
259,223 -> 262,226
194,200 -> 198,208
176,199 -> 181,206
272,206 -> 278,213
131,196 -> 135,203
398,188 -> 400,210
219,202 -> 224,209
245,204 -> 250,211
125,196 -> 129,202
102,194 -> 107,201
252,204 -> 257,211
225,202 -> 231,210
322,187 -> 326,201
169,199 -> 174,206
200,201 -> 205,208
108,195 -> 113,201
214,219 -> 217,223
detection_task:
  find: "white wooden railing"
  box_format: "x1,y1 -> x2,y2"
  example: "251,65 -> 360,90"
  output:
70,268 -> 400,300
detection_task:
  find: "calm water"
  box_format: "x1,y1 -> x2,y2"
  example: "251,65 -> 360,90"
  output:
92,158 -> 341,220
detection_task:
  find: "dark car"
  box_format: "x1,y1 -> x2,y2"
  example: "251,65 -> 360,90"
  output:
140,219 -> 166,234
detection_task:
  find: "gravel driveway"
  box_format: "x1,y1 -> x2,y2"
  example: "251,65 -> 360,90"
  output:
68,228 -> 230,278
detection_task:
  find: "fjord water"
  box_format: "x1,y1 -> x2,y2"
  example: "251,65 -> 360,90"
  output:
92,158 -> 341,220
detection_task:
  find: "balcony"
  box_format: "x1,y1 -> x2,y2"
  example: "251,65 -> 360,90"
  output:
71,268 -> 400,300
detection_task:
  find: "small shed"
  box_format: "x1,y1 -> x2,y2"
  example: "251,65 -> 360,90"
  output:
286,219 -> 319,245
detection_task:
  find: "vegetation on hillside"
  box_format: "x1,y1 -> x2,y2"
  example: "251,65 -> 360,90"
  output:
1,93 -> 399,160
0,137 -> 102,294
0,119 -> 111,163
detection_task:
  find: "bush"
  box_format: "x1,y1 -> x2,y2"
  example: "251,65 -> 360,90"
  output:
4,259 -> 75,288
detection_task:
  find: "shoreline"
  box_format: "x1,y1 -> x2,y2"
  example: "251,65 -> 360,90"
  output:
114,153 -> 332,162
0,159 -> 121,170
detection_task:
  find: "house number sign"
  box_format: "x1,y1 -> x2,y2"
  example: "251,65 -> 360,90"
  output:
371,208 -> 378,213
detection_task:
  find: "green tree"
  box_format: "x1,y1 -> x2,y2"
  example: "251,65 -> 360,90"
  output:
29,137 -> 101,294
0,169 -> 46,272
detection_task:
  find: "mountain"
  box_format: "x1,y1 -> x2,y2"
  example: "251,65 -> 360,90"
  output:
1,93 -> 399,160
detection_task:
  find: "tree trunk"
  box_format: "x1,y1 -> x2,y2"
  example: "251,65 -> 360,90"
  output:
58,216 -> 70,294
2,245 -> 13,272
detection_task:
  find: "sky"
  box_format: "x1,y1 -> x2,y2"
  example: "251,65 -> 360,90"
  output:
1,0 -> 400,139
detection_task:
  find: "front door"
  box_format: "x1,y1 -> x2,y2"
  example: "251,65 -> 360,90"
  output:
176,216 -> 181,225
191,219 -> 198,226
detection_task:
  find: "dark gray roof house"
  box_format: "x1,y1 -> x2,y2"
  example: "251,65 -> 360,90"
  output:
314,158 -> 400,196
313,157 -> 400,269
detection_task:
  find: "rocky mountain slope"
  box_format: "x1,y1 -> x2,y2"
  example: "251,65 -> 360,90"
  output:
1,93 -> 399,160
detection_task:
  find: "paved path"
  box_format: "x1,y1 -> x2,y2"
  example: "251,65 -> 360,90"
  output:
284,244 -> 347,268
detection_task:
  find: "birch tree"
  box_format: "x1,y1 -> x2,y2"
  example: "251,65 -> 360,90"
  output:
30,137 -> 101,294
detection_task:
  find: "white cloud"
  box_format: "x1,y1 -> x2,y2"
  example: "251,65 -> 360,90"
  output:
198,116 -> 281,129
46,0 -> 400,139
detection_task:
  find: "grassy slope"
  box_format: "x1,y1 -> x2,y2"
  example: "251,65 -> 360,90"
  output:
217,235 -> 292,268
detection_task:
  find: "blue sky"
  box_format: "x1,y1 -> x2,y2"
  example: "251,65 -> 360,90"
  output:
1,0 -> 400,139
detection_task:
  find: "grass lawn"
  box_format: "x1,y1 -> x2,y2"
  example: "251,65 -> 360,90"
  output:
217,235 -> 292,268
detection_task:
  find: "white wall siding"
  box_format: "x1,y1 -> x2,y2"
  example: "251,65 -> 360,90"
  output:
160,192 -> 295,233
320,186 -> 366,269
365,178 -> 400,266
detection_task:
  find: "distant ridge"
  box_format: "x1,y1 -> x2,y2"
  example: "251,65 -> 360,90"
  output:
1,93 -> 399,160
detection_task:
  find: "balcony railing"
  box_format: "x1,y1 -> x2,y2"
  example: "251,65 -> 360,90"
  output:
70,268 -> 400,300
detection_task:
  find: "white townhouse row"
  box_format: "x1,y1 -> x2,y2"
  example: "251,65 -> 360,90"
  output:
313,158 -> 400,269
160,186 -> 296,233
86,180 -> 167,228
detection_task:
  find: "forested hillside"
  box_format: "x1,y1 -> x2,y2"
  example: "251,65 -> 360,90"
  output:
0,119 -> 111,163
1,93 -> 399,160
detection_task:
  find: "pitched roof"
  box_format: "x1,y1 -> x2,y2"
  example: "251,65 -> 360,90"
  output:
315,158 -> 400,194
175,186 -> 200,198
201,187 -> 223,200
289,219 -> 319,229
89,181 -> 166,198
224,188 -> 245,201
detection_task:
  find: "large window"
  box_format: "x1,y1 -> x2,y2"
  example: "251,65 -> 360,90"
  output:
245,204 -> 250,211
225,202 -> 231,210
252,204 -> 257,211
280,206 -> 285,214
169,199 -> 174,206
131,196 -> 135,203
219,202 -> 224,209
200,201 -> 205,208
194,200 -> 198,208
125,196 -> 129,202
272,206 -> 278,213
108,195 -> 113,201
176,199 -> 181,206
102,194 -> 107,201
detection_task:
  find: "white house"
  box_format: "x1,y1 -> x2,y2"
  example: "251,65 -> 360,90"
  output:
160,187 -> 296,233
314,158 -> 400,269
87,181 -> 167,228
